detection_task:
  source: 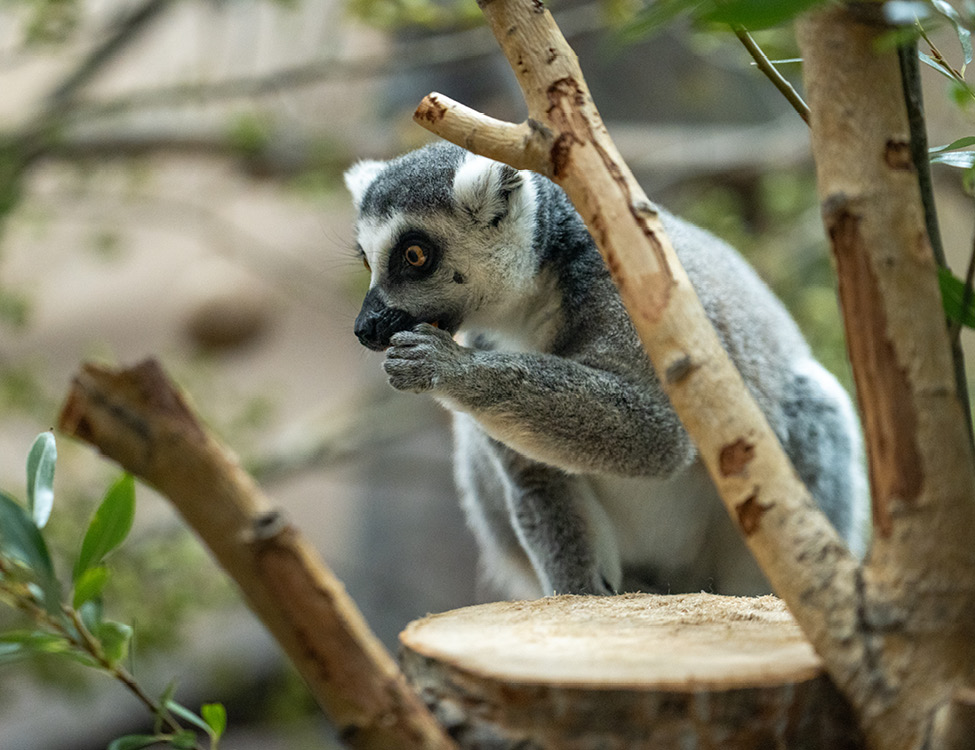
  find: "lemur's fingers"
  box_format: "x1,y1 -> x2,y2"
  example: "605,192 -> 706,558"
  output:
389,324 -> 453,350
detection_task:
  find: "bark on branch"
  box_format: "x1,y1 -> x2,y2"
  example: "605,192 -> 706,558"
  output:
57,359 -> 456,750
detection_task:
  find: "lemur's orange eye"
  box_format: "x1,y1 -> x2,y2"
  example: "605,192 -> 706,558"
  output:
362,256 -> 371,272
405,244 -> 427,267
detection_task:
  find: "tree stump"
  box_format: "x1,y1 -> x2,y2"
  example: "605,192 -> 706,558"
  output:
400,593 -> 865,749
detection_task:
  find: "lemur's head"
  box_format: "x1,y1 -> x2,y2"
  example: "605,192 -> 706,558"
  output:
345,142 -> 538,351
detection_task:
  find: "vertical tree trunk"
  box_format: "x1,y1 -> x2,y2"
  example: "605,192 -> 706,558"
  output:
798,8 -> 975,749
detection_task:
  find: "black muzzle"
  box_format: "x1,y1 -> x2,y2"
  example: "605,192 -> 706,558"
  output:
354,287 -> 420,351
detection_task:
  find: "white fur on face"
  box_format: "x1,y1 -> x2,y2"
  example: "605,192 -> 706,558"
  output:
344,160 -> 385,210
357,212 -> 407,288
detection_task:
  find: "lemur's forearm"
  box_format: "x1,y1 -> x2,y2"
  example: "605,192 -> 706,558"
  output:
435,349 -> 694,477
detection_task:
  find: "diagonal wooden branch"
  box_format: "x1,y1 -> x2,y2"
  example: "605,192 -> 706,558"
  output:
415,0 -> 860,686
57,359 -> 456,750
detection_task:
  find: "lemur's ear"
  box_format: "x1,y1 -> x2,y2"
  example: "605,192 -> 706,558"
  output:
344,159 -> 385,210
453,154 -> 524,227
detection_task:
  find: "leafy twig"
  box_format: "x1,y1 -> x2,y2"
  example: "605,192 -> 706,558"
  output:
733,27 -> 810,124
0,578 -> 202,748
64,608 -> 193,744
0,434 -> 221,750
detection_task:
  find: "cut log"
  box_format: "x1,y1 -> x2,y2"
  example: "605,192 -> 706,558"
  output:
400,593 -> 865,749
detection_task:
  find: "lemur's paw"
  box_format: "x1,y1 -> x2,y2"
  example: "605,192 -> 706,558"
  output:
546,570 -> 619,597
384,323 -> 461,393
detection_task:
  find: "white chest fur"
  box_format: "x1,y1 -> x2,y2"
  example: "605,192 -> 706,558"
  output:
587,461 -> 719,573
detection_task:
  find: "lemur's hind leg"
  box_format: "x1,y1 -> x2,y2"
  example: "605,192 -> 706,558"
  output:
490,448 -> 622,596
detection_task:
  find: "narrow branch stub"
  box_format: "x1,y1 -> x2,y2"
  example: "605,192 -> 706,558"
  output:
413,92 -> 551,174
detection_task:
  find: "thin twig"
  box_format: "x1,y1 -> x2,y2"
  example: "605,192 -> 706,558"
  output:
734,27 -> 810,124
0,578 -> 201,747
62,608 -> 197,745
952,225 -> 975,346
897,38 -> 974,450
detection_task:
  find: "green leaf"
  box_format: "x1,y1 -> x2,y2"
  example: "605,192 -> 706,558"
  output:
919,49 -> 953,78
930,136 -> 975,154
932,0 -> 974,66
0,630 -> 71,663
931,150 -> 975,168
73,474 -> 136,582
0,490 -> 60,613
201,703 -> 227,740
107,735 -> 163,750
939,266 -> 975,328
156,682 -> 179,734
0,640 -> 27,664
699,0 -> 825,28
621,0 -> 706,41
72,565 -> 109,609
57,649 -> 100,668
95,620 -> 133,666
166,700 -> 212,735
79,598 -> 103,633
170,730 -> 198,750
26,432 -> 56,529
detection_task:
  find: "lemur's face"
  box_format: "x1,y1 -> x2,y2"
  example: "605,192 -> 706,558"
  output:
345,144 -> 537,351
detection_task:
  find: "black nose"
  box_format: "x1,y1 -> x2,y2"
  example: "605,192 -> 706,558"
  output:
354,310 -> 387,351
355,288 -> 416,351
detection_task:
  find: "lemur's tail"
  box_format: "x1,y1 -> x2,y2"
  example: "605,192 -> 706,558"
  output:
781,359 -> 868,558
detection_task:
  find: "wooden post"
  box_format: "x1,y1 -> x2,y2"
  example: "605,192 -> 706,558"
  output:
401,594 -> 864,749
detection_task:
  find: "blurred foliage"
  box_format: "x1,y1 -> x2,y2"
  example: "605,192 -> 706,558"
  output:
619,0 -> 827,40
0,433 -> 228,750
346,0 -> 482,30
225,114 -> 275,161
9,0 -> 82,45
0,363 -> 55,417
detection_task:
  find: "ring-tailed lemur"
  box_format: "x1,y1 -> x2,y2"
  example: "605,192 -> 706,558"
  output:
346,142 -> 865,598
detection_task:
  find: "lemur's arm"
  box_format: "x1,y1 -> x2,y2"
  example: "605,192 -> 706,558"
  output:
384,324 -> 696,477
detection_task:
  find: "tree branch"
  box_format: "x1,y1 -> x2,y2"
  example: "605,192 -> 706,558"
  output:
415,0 -> 862,705
896,39 -> 972,450
57,359 -> 456,750
798,7 -> 975,749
